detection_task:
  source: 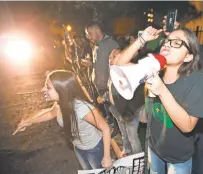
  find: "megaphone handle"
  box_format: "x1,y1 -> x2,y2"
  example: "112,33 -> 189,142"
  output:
148,90 -> 156,98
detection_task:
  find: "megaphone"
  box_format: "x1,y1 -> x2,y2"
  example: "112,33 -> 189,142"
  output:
110,54 -> 167,100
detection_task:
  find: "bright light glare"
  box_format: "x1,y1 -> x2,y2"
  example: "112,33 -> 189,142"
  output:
66,25 -> 72,31
4,39 -> 32,62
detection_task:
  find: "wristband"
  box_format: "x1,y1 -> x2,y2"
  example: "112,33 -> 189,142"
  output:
139,35 -> 146,47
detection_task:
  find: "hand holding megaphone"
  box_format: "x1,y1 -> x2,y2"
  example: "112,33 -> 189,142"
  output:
145,71 -> 165,97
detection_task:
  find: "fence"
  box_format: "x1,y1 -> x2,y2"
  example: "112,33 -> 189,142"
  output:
192,26 -> 203,44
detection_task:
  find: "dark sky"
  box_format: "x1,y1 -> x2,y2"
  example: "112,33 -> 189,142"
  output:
0,1 -> 196,45
0,1 -> 194,27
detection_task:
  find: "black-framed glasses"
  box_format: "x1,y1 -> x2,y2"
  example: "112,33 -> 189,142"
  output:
161,38 -> 192,54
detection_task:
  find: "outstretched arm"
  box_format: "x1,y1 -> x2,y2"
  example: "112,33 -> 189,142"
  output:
13,102 -> 61,135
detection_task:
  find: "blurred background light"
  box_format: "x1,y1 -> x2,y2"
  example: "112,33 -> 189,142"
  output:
4,38 -> 33,63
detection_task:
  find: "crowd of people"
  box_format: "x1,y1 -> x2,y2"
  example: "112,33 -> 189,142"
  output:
13,15 -> 203,174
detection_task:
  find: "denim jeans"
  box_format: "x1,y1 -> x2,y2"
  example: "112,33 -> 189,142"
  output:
148,147 -> 192,174
109,105 -> 142,154
74,139 -> 104,170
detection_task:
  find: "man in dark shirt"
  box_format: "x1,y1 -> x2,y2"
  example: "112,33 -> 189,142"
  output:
85,22 -> 120,134
85,22 -> 119,95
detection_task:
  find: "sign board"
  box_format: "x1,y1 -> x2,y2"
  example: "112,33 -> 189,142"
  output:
78,152 -> 145,174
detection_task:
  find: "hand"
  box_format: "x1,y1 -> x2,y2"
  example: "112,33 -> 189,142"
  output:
101,156 -> 113,168
141,26 -> 163,43
120,151 -> 129,158
81,59 -> 92,67
85,53 -> 91,59
97,96 -> 105,104
12,119 -> 32,135
109,49 -> 121,65
163,15 -> 180,36
145,72 -> 166,97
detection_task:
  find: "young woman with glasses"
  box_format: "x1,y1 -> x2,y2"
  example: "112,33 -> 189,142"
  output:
109,26 -> 203,174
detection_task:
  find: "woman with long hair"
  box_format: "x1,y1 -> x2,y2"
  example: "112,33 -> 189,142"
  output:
110,26 -> 203,173
14,70 -> 112,170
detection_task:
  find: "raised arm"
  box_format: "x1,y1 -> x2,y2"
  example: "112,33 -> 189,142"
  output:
109,26 -> 162,66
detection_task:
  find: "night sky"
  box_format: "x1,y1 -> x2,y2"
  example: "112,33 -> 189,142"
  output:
0,1 -> 198,46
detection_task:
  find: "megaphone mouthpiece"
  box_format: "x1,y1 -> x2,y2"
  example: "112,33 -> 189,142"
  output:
152,54 -> 167,70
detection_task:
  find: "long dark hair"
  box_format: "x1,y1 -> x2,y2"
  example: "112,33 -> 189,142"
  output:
176,28 -> 202,75
47,70 -> 89,146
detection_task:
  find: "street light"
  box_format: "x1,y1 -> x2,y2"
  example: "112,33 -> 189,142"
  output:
147,11 -> 154,24
66,25 -> 72,32
148,19 -> 153,22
